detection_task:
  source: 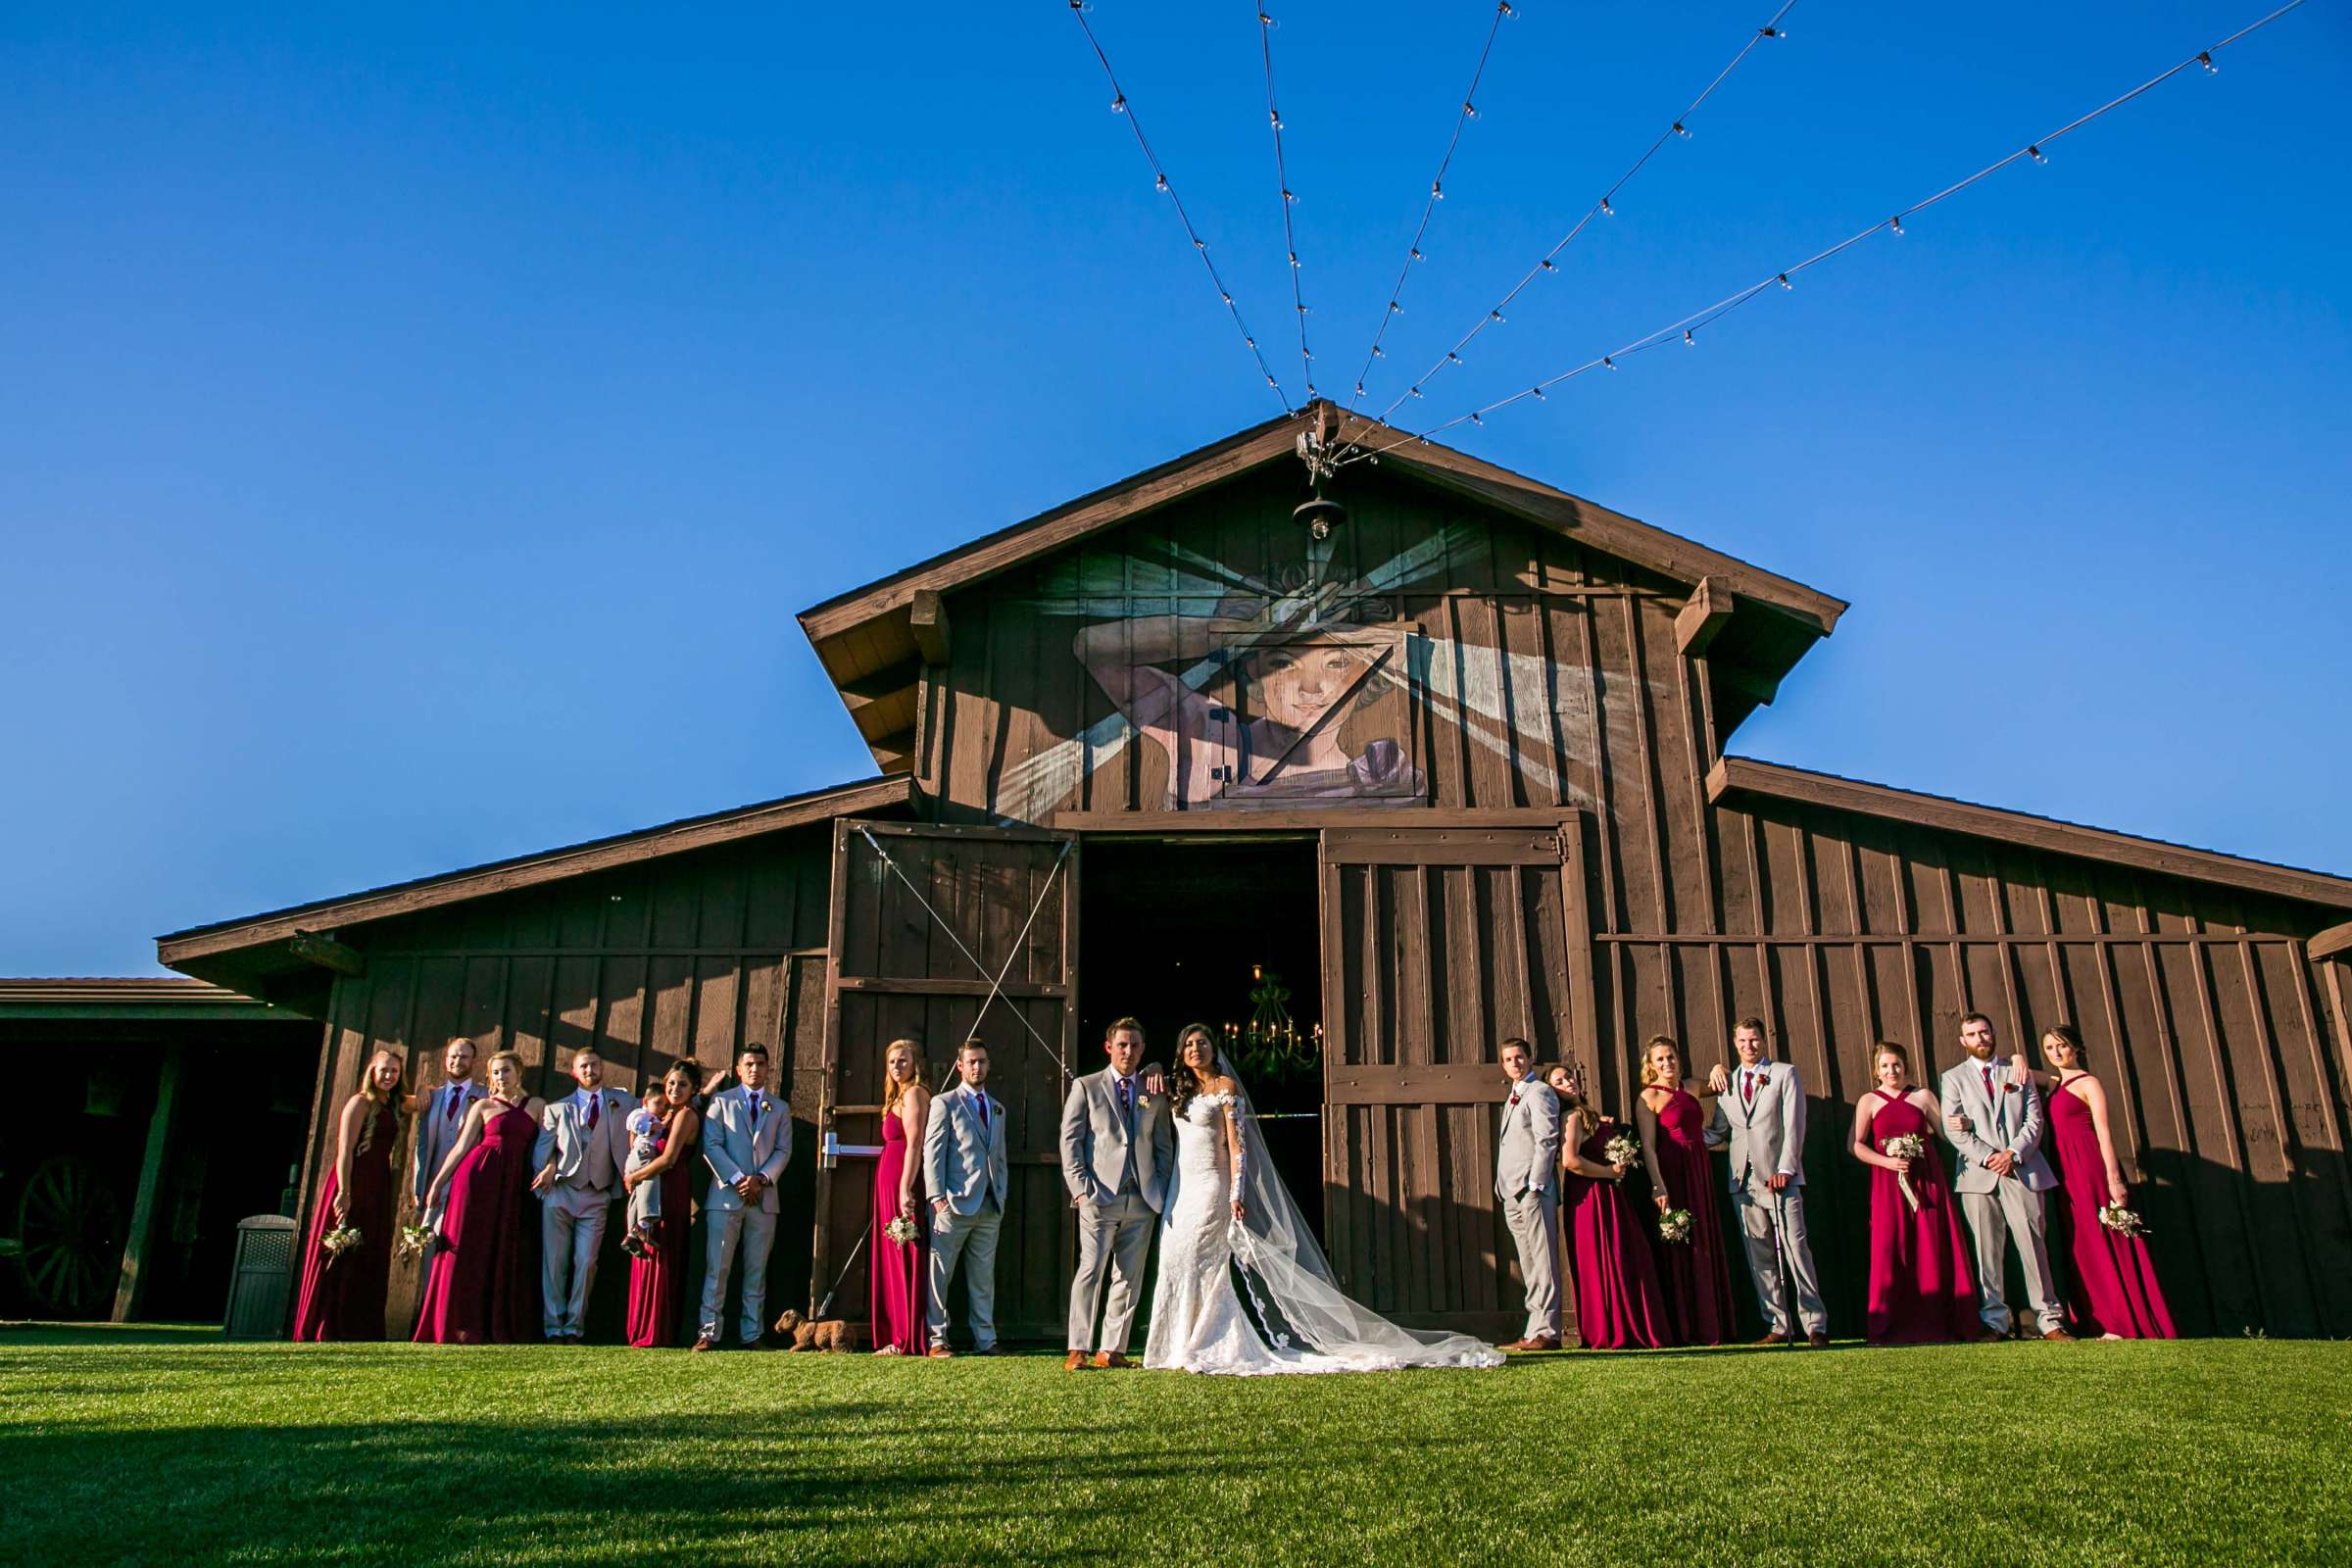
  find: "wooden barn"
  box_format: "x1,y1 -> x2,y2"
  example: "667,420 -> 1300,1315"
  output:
160,402 -> 2352,1342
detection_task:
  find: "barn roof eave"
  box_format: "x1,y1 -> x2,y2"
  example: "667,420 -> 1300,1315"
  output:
155,773 -> 916,982
1708,756 -> 2352,912
797,400 -> 1847,768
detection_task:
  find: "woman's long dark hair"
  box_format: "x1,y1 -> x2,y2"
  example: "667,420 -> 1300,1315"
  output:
1169,1022 -> 1218,1116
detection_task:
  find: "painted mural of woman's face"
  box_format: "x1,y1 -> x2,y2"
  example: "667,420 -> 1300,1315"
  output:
1251,645 -> 1360,733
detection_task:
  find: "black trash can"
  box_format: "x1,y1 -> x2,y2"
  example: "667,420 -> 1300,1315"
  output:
222,1214 -> 299,1340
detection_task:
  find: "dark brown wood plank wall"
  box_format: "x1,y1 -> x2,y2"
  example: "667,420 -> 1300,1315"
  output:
297,825 -> 841,1338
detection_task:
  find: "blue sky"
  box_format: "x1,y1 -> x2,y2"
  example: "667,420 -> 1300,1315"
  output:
5,2 -> 2346,976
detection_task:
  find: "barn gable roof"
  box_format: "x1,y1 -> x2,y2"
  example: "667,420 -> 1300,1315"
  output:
1708,756 -> 2352,911
156,773 -> 912,1006
798,401 -> 1848,769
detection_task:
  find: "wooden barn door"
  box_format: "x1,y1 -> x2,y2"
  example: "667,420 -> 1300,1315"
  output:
1318,821 -> 1597,1339
812,820 -> 1080,1338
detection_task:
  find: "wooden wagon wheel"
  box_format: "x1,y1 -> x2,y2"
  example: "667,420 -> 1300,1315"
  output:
8,1155 -> 124,1316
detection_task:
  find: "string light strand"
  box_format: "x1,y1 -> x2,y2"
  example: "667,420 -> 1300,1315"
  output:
1347,0 -> 1517,408
1338,0 -> 2309,466
1257,8 -> 1316,398
1373,0 -> 1799,423
1068,1 -> 1292,409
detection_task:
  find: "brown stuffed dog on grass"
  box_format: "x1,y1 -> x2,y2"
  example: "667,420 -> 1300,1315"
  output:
772,1308 -> 858,1352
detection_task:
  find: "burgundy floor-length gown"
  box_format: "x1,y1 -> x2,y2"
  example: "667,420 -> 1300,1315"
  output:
869,1105 -> 928,1353
293,1101 -> 398,1342
1648,1088 -> 1737,1346
624,1124 -> 698,1348
1862,1088 -> 1983,1345
2044,1080 -> 2176,1339
1566,1118 -> 1674,1349
414,1102 -> 538,1345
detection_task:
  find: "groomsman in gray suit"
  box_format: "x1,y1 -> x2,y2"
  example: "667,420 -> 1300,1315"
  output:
1058,1017 -> 1173,1370
1494,1038 -> 1563,1352
924,1039 -> 1009,1357
531,1046 -> 636,1343
409,1036 -> 481,1242
1704,1018 -> 1830,1347
1939,1012 -> 2073,1342
694,1044 -> 792,1352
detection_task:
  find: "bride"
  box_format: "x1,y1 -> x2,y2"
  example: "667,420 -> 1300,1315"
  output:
1144,1022 -> 1503,1374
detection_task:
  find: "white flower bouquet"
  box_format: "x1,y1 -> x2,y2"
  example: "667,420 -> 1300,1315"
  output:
1883,1133 -> 1928,1213
320,1225 -> 364,1261
1602,1131 -> 1640,1169
882,1215 -> 920,1246
394,1224 -> 432,1263
1657,1207 -> 1693,1244
2097,1200 -> 2149,1238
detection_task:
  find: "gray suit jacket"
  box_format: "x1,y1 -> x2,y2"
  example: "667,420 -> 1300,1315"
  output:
1494,1077 -> 1563,1201
702,1084 -> 791,1214
1705,1059 -> 1807,1191
1059,1067 -> 1173,1212
533,1088 -> 636,1197
412,1080 -> 484,1205
1938,1055 -> 2055,1194
925,1083 -> 1009,1215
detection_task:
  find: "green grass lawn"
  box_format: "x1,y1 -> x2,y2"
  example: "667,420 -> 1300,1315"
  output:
3,1325 -> 2346,1566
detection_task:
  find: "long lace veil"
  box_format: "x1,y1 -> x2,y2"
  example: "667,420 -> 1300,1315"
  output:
1213,1051 -> 1499,1368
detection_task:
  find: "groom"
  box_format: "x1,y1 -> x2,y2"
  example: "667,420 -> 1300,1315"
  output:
1058,1017 -> 1174,1370
1704,1018 -> 1830,1347
1939,1012 -> 2072,1342
1494,1039 -> 1563,1352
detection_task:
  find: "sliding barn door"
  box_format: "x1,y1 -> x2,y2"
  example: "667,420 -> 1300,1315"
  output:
813,820 -> 1080,1336
1318,822 -> 1597,1338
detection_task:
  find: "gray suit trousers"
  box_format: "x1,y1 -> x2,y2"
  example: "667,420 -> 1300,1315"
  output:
699,1203 -> 777,1346
927,1198 -> 1004,1349
1733,1182 -> 1828,1336
1505,1188 -> 1562,1341
1961,1180 -> 2063,1334
1068,1190 -> 1155,1353
541,1181 -> 610,1338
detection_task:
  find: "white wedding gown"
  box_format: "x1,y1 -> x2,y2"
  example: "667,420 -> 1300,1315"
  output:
1143,1090 -> 1503,1375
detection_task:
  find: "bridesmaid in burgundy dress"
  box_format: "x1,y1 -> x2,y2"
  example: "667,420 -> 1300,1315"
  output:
293,1049 -> 407,1342
623,1059 -> 706,1348
415,1050 -> 545,1346
1635,1037 -> 1737,1346
2019,1026 -> 2176,1340
1849,1042 -> 1982,1344
1547,1066 -> 1672,1349
871,1039 -> 933,1356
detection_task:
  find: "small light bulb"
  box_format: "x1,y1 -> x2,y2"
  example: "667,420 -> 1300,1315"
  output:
1603,356 -> 1618,370
1266,374 -> 1280,389
1416,435 -> 1430,446
1673,121 -> 1690,139
2198,50 -> 2217,74
1195,237 -> 1207,250
1530,387 -> 1545,401
2028,144 -> 2046,166
1270,109 -> 1283,129
1761,24 -> 1783,39
1889,216 -> 1904,237
1258,10 -> 1274,25
1298,303 -> 1310,315
1600,196 -> 1614,216
1409,247 -> 1424,262
1246,336 -> 1257,349
1283,188 -> 1297,204
1371,346 -> 1386,359
1432,179 -> 1445,200
1289,251 -> 1299,269
1408,385 -> 1424,398
1220,291 -> 1232,304
1777,272 -> 1792,290
1540,259 -> 1557,272
1684,328 -> 1695,347
1469,412 -> 1484,426
1446,352 -> 1462,365
1111,94 -> 1127,114
1354,382 -> 1365,398
1464,101 -> 1479,119
1388,300 -> 1402,314
1490,310 -> 1504,322
1497,1 -> 1512,16
1155,173 -> 1168,192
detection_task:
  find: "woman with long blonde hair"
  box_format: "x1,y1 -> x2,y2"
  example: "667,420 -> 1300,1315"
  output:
872,1038 -> 933,1355
1633,1035 -> 1735,1346
416,1049 -> 548,1344
293,1048 -> 409,1342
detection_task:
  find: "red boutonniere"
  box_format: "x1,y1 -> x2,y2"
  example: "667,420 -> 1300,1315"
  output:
2001,1083 -> 2019,1096
1506,1091 -> 1522,1109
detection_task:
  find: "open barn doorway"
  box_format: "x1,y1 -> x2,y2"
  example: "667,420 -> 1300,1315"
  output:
1079,836 -> 1325,1245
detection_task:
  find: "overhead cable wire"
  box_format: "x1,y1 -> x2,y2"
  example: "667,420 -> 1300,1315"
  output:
1068,0 -> 1292,410
1256,7 -> 1317,398
1373,0 -> 1799,423
1336,0 -> 2310,466
1345,0 -> 1519,409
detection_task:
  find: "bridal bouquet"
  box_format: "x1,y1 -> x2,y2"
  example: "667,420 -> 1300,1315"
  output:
394,1224 -> 433,1263
2097,1200 -> 2149,1239
320,1225 -> 364,1260
1657,1207 -> 1693,1244
882,1215 -> 920,1246
1883,1133 -> 1929,1213
1602,1131 -> 1640,1169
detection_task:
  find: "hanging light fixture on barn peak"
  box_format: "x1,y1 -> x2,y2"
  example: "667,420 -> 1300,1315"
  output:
1293,406 -> 1348,541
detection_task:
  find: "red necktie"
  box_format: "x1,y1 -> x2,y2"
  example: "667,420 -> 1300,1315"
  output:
978,1096 -> 990,1132
1982,1065 -> 1994,1104
445,1087 -> 462,1121
586,1095 -> 599,1131
1742,1070 -> 1757,1107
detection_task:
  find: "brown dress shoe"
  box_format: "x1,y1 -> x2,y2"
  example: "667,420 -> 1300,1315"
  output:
1064,1349 -> 1090,1371
2042,1328 -> 2077,1343
1753,1331 -> 1789,1348
1094,1351 -> 1137,1369
926,1346 -> 955,1359
1808,1332 -> 1831,1348
1522,1335 -> 1562,1352
690,1336 -> 718,1353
